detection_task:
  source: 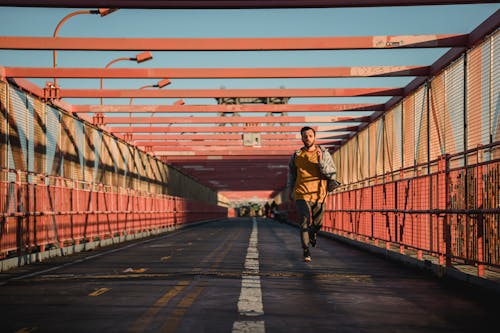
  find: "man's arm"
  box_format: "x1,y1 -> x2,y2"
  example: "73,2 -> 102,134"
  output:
318,147 -> 336,180
287,153 -> 297,191
287,153 -> 297,200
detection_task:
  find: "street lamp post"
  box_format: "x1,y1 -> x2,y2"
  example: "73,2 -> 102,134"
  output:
100,51 -> 154,105
126,79 -> 171,143
93,51 -> 154,126
129,78 -> 171,105
52,8 -> 117,86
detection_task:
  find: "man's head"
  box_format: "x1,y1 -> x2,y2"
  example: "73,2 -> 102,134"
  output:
300,126 -> 316,148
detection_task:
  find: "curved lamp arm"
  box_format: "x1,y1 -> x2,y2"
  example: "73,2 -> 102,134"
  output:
52,8 -> 117,85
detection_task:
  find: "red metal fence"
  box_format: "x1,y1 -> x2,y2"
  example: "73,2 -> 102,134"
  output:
282,144 -> 500,276
0,168 -> 228,258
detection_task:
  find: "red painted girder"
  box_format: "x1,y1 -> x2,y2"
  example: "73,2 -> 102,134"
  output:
181,173 -> 288,178
384,10 -> 500,112
215,186 -> 282,191
191,167 -> 288,172
177,161 -> 288,165
135,139 -> 340,146
0,34 -> 468,51
194,174 -> 286,179
221,191 -> 278,201
193,177 -> 286,182
170,166 -> 287,173
175,163 -> 288,169
60,87 -> 403,98
187,165 -> 288,171
136,141 -> 289,147
174,158 -> 289,163
170,161 -> 289,167
110,125 -> 359,133
154,150 -> 314,156
168,155 -> 290,161
193,179 -> 286,185
180,170 -> 288,175
73,103 -> 385,113
141,143 -> 335,151
3,65 -> 430,78
196,182 -> 285,188
131,134 -> 299,140
104,115 -> 371,124
153,146 -> 314,152
0,1 -> 494,9
131,133 -> 346,141
182,172 -> 293,178
175,171 -> 285,176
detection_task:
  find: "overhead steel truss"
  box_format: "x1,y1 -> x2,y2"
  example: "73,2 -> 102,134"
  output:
0,1 -> 498,196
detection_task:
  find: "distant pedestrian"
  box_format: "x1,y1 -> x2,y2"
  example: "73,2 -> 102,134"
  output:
287,126 -> 336,262
264,202 -> 270,218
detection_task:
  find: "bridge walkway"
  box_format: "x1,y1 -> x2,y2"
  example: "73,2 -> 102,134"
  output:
0,217 -> 497,333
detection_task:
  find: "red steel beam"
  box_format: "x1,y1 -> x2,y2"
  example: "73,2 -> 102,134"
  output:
151,145 -> 321,151
140,143 -> 307,150
73,103 -> 385,113
109,125 -> 359,133
175,168 -> 288,174
165,156 -> 290,162
59,87 -> 403,98
2,66 -> 430,79
130,133 -> 348,141
192,175 -> 286,180
154,149 -> 335,156
103,115 -> 371,124
0,1 -> 495,8
154,150 -> 308,156
170,157 -> 290,163
176,167 -> 289,172
136,140 -> 340,147
131,134 -> 298,140
0,35 -> 468,51
384,9 -> 500,111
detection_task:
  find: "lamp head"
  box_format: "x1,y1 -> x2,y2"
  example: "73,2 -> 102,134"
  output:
134,51 -> 153,63
97,8 -> 119,17
174,99 -> 185,106
157,79 -> 171,88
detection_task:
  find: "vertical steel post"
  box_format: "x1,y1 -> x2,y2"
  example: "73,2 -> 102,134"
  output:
476,146 -> 485,276
438,154 -> 451,266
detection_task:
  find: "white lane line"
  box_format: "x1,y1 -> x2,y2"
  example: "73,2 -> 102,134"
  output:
232,218 -> 265,333
232,320 -> 265,333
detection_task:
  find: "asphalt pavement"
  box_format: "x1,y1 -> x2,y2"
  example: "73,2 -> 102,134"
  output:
0,217 -> 497,333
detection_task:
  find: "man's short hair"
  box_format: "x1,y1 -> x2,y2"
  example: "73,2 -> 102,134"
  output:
300,126 -> 315,135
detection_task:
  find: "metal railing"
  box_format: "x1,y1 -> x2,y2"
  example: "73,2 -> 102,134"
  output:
0,168 -> 227,258
281,143 -> 500,276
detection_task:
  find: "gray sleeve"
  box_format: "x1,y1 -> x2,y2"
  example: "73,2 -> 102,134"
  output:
287,153 -> 297,191
319,148 -> 337,180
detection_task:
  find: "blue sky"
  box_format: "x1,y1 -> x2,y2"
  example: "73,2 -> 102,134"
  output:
0,4 -> 498,108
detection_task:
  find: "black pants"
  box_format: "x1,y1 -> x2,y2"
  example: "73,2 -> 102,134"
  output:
296,199 -> 324,250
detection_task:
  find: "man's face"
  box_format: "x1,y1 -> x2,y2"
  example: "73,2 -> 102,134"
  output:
301,129 -> 316,148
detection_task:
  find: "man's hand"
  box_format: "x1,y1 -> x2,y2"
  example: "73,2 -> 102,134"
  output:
316,146 -> 323,161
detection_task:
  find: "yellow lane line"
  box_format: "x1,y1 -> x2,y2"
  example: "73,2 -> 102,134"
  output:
88,288 -> 111,297
157,228 -> 241,332
159,283 -> 207,333
15,327 -> 38,333
130,225 -> 239,332
128,280 -> 189,333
